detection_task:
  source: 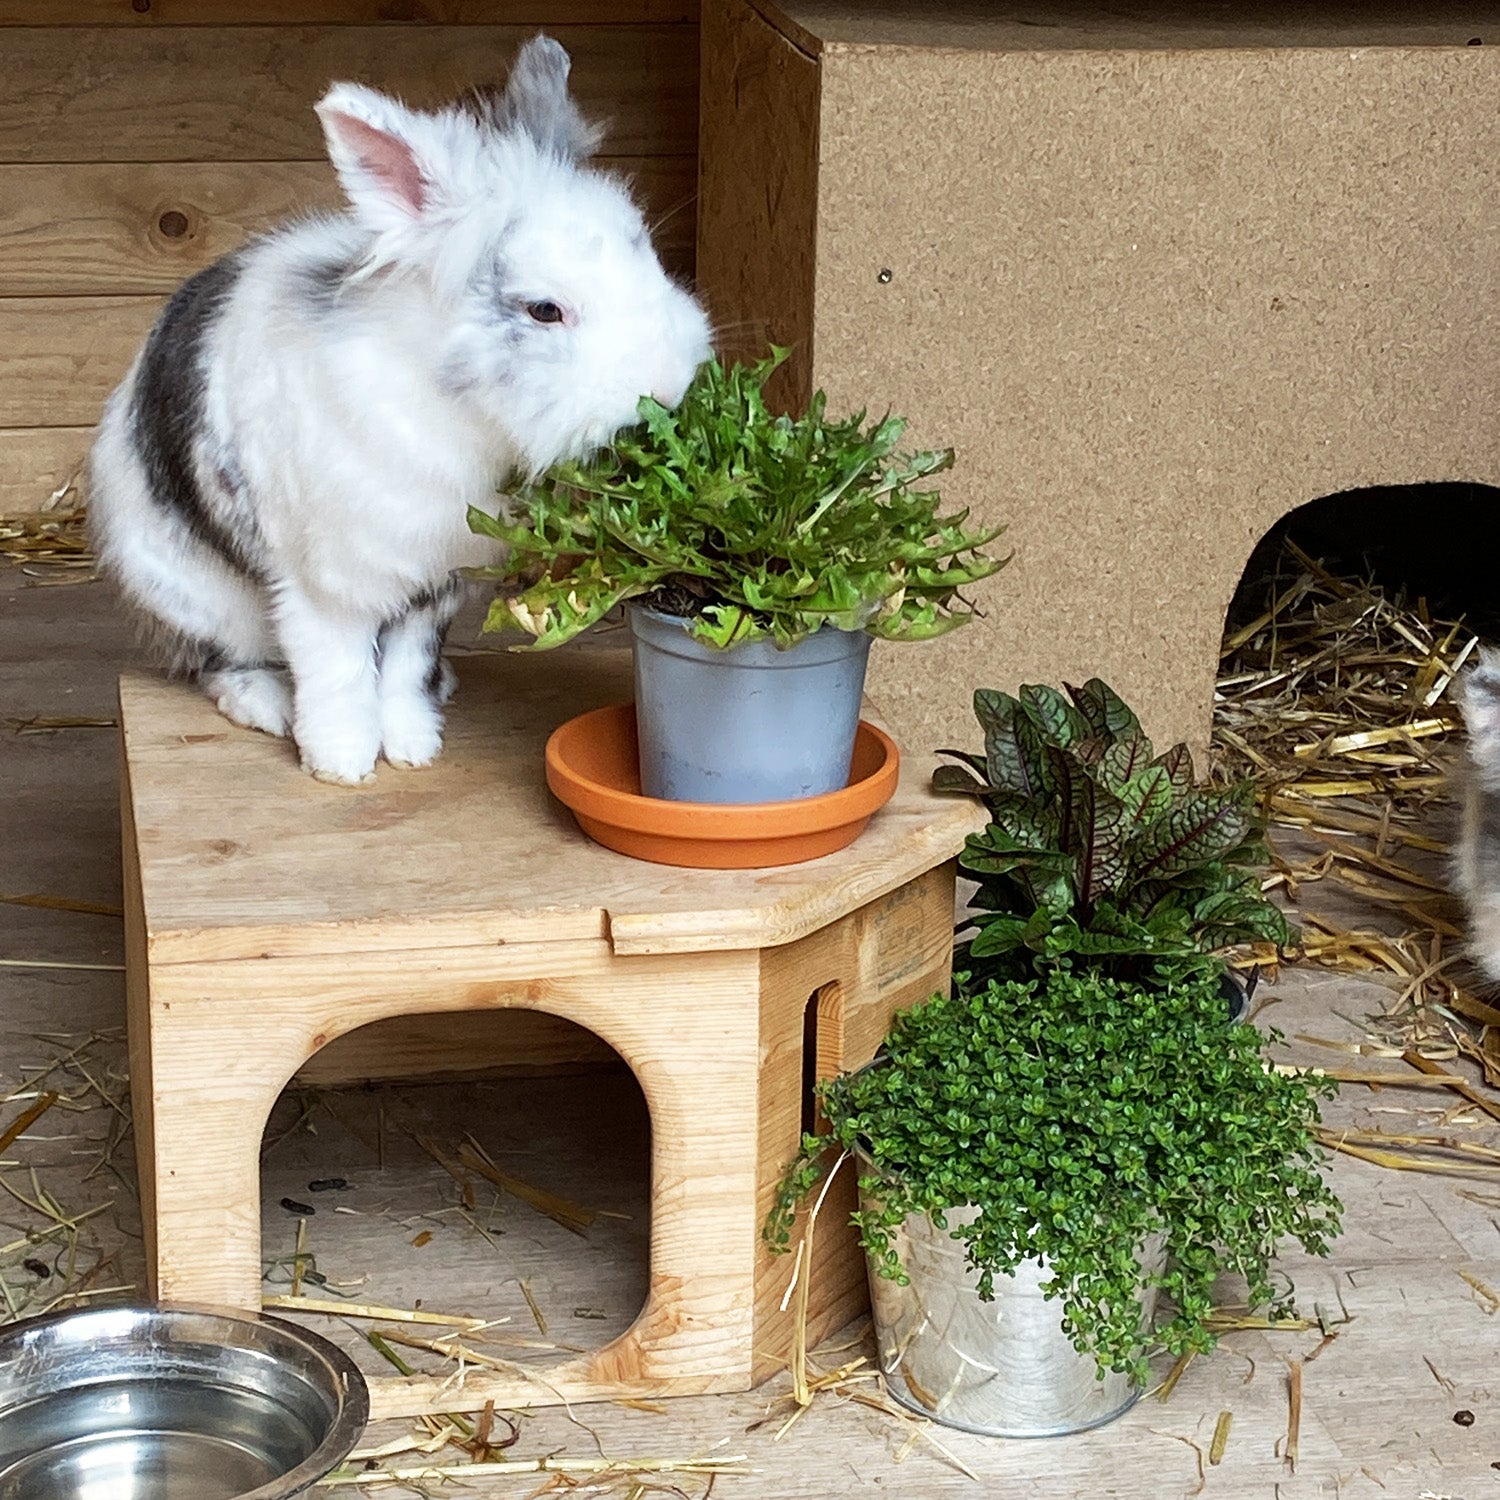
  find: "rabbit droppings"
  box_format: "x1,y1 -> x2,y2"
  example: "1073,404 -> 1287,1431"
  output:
89,37 -> 711,785
1457,648 -> 1500,990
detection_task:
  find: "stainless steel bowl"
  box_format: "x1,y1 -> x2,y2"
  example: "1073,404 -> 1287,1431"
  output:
0,1304 -> 368,1499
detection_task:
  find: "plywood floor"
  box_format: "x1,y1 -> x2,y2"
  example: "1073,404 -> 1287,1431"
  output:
6,571 -> 1500,1498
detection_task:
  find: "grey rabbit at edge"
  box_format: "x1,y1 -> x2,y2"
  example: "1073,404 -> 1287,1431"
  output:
1456,647 -> 1500,989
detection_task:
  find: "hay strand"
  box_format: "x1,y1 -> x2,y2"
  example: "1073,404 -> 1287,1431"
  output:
0,1092 -> 58,1157
1209,1411 -> 1233,1466
319,1453 -> 748,1487
262,1296 -> 490,1331
1286,1359 -> 1302,1472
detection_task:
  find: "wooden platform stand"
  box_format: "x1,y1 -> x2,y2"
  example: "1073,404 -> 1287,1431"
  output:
120,649 -> 981,1421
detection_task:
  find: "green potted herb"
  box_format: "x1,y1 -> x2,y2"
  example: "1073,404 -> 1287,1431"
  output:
932,678 -> 1294,1009
769,965 -> 1342,1436
469,351 -> 1005,804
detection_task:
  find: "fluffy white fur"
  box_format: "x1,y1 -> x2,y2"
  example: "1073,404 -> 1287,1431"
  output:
1457,646 -> 1500,988
89,37 -> 710,784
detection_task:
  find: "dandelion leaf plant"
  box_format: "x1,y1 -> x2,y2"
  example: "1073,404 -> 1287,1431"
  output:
469,349 -> 1006,650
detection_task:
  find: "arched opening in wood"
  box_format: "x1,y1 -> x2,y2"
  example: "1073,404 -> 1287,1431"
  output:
257,1008 -> 650,1392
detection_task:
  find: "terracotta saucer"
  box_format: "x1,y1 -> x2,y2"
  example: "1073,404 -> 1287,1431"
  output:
544,703 -> 901,869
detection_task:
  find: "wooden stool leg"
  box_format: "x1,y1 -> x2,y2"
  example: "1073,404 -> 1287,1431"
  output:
752,863 -> 957,1381
131,969 -> 306,1309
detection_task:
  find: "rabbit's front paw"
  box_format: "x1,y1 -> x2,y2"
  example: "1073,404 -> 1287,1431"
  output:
296,723 -> 381,786
206,667 -> 292,738
381,696 -> 444,770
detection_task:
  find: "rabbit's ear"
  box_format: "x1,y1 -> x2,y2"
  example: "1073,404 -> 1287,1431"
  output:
316,84 -> 436,228
499,35 -> 603,159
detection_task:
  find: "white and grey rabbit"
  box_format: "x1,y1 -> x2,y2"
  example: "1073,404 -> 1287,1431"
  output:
89,36 -> 710,785
1456,647 -> 1500,989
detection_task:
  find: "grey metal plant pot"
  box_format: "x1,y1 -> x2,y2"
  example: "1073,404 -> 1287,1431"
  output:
857,1155 -> 1164,1437
628,604 -> 873,804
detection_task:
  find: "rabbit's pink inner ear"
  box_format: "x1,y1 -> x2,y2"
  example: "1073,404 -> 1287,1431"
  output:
326,111 -> 427,215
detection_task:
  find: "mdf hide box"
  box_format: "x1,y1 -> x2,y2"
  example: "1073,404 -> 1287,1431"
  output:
698,0 -> 1500,764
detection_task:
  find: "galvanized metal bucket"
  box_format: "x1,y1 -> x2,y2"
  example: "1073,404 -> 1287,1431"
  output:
628,605 -> 872,804
858,1156 -> 1163,1437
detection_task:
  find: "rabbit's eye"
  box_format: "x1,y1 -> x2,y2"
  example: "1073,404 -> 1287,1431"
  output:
526,301 -> 565,325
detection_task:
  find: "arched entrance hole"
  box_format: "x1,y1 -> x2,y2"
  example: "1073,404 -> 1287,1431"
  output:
257,1009 -> 650,1390
1217,480 -> 1498,949
1227,481 -> 1500,645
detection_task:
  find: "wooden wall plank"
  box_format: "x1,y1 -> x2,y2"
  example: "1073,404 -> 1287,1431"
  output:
0,164 -> 342,299
0,26 -> 696,161
696,0 -> 817,410
0,2 -> 696,20
0,156 -> 696,295
0,428 -> 94,513
0,297 -> 159,428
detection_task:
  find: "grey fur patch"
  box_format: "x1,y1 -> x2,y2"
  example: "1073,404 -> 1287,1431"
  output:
1475,787 -> 1500,890
379,581 -> 465,698
128,255 -> 268,582
291,246 -> 365,316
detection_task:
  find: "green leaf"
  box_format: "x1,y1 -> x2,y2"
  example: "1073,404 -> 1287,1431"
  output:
1096,736 -> 1153,796
967,915 -> 1030,957
1152,743 -> 1195,797
1068,678 -> 1145,743
1019,684 -> 1091,749
974,689 -> 1049,798
1069,777 -> 1129,906
1134,793 -> 1253,881
932,763 -> 989,796
1116,763 -> 1174,830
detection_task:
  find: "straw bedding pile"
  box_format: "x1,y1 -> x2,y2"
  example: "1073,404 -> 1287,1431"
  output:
1212,539 -> 1491,1056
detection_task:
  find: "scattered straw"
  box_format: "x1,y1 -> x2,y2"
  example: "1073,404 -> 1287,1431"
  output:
9,716 -> 116,735
0,504 -> 95,582
1205,1308 -> 1315,1333
413,1131 -> 596,1237
1402,1050 -> 1500,1125
0,894 -> 123,918
319,1453 -> 748,1488
373,1325 -> 587,1370
0,1092 -> 58,1157
1213,541 -> 1478,1042
0,959 -> 124,972
288,1217 -> 308,1298
458,1135 -> 596,1237
0,1030 -> 137,1319
1209,1411 -> 1233,1465
1458,1269 -> 1500,1315
1155,1350 -> 1195,1403
1286,1359 -> 1303,1472
263,1296 -> 490,1330
1148,1429 -> 1207,1495
1315,1128 -> 1500,1179
520,1276 -> 549,1335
